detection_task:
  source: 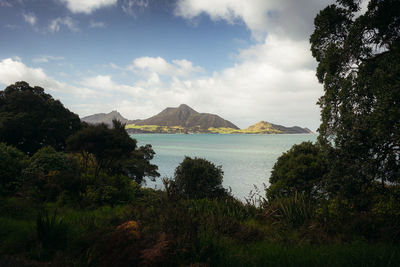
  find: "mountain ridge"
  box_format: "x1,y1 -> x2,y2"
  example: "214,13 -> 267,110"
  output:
132,104 -> 239,130
81,105 -> 312,134
81,110 -> 128,126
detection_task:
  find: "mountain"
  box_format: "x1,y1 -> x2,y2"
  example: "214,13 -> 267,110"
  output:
81,110 -> 129,126
81,107 -> 312,134
132,104 -> 239,130
243,121 -> 312,134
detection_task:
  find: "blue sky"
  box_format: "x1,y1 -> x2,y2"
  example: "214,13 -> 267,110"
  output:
0,0 -> 361,131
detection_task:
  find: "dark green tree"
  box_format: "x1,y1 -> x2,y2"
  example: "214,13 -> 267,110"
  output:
0,81 -> 81,155
115,144 -> 159,184
267,142 -> 328,200
310,0 -> 400,205
67,120 -> 159,183
166,156 -> 226,199
0,143 -> 28,195
22,146 -> 81,202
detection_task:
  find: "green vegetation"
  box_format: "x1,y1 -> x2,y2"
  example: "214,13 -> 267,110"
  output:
267,142 -> 328,200
0,81 -> 81,155
310,0 -> 400,207
126,124 -> 189,133
164,157 -> 227,199
0,0 -> 399,265
126,124 -> 301,134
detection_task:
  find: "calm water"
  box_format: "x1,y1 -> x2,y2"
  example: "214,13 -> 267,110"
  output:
132,134 -> 318,199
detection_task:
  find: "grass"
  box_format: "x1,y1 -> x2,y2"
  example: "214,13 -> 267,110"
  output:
1,192 -> 399,266
197,237 -> 400,267
125,124 -> 286,134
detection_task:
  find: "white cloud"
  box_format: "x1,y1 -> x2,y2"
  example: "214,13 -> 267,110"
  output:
4,24 -> 20,30
32,55 -> 65,63
121,0 -> 149,16
89,20 -> 106,28
61,0 -> 117,14
131,57 -> 204,77
175,0 -> 333,40
48,16 -> 79,33
81,75 -> 146,97
0,58 -> 95,98
132,35 -> 322,129
23,12 -> 37,26
93,35 -> 322,130
0,43 -> 323,130
0,0 -> 12,8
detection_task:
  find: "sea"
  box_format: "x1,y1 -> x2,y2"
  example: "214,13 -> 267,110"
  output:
131,133 -> 318,200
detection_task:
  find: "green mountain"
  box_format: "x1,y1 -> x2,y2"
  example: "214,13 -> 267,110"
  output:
244,121 -> 313,134
81,106 -> 312,134
131,104 -> 239,130
81,110 -> 128,127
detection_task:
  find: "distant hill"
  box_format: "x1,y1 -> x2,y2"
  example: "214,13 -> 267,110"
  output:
82,106 -> 312,134
243,121 -> 312,134
132,104 -> 239,130
81,110 -> 128,126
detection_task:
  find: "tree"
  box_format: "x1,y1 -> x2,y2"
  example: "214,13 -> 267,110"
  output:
67,120 -> 159,183
266,142 -> 328,200
310,0 -> 400,204
0,143 -> 27,195
166,156 -> 226,199
0,81 -> 82,155
115,144 -> 160,184
22,146 -> 81,202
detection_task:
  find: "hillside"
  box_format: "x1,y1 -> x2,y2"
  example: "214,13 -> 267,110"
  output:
243,121 -> 312,134
81,106 -> 312,134
81,110 -> 129,126
132,104 -> 239,130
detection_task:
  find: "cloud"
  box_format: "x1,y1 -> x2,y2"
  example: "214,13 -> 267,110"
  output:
48,16 -> 79,33
89,20 -> 106,28
81,75 -> 145,97
121,0 -> 149,16
23,12 -> 37,26
131,57 -> 204,77
96,34 -> 322,130
0,40 -> 323,130
0,58 -> 95,98
0,0 -> 12,7
61,0 -> 117,14
175,0 -> 333,40
32,55 -> 65,63
129,35 -> 322,129
3,24 -> 20,30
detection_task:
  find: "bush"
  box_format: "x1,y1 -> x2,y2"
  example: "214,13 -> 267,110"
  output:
0,143 -> 27,195
165,157 -> 226,199
0,81 -> 81,155
267,142 -> 327,200
22,147 -> 81,202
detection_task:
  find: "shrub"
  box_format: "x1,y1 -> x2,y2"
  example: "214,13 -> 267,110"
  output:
0,143 -> 27,195
267,142 -> 327,201
165,157 -> 226,199
22,147 -> 81,202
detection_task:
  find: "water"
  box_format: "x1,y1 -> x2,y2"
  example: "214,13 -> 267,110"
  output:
132,134 -> 318,200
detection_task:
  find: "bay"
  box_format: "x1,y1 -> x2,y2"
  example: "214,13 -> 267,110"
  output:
132,133 -> 318,200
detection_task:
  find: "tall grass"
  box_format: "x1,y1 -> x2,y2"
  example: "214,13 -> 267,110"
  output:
266,193 -> 314,228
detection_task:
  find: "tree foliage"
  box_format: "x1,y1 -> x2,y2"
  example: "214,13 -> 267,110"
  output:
22,146 -> 81,202
0,143 -> 27,195
67,120 -> 159,183
0,81 -> 81,155
166,156 -> 226,199
310,0 -> 400,203
267,142 -> 328,200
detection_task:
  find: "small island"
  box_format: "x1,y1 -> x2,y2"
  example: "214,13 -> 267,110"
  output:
82,104 -> 312,134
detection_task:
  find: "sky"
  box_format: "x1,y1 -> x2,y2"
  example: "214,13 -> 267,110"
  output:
0,0 -> 357,131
